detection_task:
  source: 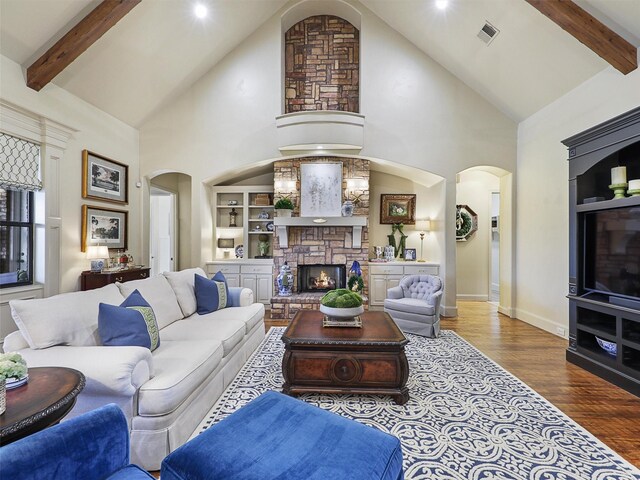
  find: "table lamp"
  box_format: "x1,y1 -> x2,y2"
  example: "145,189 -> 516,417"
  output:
415,220 -> 431,262
218,238 -> 234,258
87,245 -> 109,272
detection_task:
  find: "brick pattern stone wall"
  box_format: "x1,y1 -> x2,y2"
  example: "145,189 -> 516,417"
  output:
274,157 -> 369,216
285,15 -> 359,113
271,157 -> 370,319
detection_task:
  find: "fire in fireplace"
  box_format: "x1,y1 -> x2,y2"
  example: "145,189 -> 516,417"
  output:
298,264 -> 346,292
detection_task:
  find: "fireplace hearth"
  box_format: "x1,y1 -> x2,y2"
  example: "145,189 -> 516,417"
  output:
298,264 -> 346,293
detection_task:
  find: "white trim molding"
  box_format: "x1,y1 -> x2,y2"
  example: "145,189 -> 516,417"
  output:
515,307 -> 568,339
0,100 -> 77,297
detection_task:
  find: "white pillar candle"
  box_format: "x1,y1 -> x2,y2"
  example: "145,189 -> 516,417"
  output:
611,166 -> 627,185
629,179 -> 640,191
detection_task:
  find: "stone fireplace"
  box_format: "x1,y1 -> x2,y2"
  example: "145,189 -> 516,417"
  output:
270,157 -> 369,320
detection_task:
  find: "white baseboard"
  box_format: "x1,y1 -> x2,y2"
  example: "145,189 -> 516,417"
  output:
457,294 -> 489,302
515,307 -> 568,339
497,305 -> 514,317
441,305 -> 458,317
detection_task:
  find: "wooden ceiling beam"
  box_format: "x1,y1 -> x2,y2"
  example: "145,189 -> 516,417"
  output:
524,0 -> 637,75
27,0 -> 141,91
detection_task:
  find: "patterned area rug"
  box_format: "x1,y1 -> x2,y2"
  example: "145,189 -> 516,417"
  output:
194,328 -> 640,480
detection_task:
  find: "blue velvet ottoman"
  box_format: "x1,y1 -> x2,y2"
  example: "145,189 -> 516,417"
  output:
161,391 -> 404,480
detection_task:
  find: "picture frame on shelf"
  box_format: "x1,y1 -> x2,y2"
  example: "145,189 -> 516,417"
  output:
82,205 -> 128,252
380,194 -> 416,225
403,248 -> 416,261
82,150 -> 128,204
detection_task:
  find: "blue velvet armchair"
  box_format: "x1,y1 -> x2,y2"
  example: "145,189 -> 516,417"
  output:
0,403 -> 152,480
384,274 -> 443,338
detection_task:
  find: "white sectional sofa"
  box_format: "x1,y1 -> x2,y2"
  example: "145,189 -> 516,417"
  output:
4,267 -> 265,470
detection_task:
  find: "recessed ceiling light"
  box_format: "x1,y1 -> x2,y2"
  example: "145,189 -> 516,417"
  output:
435,0 -> 449,10
194,3 -> 208,19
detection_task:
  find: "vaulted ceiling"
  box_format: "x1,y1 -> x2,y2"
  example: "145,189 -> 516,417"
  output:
1,0 -> 638,127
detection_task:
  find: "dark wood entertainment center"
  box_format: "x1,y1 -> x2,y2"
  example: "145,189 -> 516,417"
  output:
563,106 -> 640,396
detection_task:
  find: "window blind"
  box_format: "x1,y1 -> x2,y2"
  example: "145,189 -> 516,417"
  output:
0,132 -> 42,191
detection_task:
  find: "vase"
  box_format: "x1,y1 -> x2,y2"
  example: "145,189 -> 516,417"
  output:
0,379 -> 6,415
341,200 -> 354,217
276,209 -> 292,218
276,263 -> 294,296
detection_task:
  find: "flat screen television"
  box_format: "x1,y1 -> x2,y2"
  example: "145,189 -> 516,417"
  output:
583,206 -> 640,300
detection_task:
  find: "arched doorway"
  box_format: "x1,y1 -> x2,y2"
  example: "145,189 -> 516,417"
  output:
455,166 -> 514,316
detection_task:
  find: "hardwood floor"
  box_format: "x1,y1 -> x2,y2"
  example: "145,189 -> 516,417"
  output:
267,301 -> 640,467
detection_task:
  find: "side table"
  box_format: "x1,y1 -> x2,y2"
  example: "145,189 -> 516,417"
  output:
0,367 -> 85,445
80,267 -> 150,291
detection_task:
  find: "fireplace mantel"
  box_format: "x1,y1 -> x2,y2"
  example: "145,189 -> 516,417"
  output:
273,216 -> 367,248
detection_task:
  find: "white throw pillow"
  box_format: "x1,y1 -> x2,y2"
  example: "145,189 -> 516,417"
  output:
10,284 -> 124,349
117,275 -> 184,330
163,268 -> 207,317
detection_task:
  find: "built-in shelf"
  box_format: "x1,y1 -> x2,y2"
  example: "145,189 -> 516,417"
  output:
273,216 -> 367,248
575,195 -> 640,212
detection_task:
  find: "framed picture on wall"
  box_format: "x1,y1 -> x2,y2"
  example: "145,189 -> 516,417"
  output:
82,150 -> 128,204
82,205 -> 128,252
380,194 -> 416,225
300,162 -> 342,217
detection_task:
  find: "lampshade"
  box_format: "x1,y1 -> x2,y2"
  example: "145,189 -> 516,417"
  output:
217,238 -> 234,248
415,219 -> 431,233
87,245 -> 109,259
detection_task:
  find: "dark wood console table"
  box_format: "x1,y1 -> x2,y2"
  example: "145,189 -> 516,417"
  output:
281,310 -> 410,404
0,367 -> 85,445
80,267 -> 150,291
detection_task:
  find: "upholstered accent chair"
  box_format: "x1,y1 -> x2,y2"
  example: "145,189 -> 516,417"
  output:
384,275 -> 443,338
0,403 -> 153,479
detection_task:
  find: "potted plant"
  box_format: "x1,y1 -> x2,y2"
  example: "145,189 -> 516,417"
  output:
0,352 -> 28,415
320,288 -> 364,319
274,197 -> 294,218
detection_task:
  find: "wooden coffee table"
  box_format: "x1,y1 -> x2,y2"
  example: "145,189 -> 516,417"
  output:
0,367 -> 85,445
281,310 -> 410,404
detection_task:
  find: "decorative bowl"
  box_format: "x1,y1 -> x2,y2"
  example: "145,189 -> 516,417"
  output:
6,374 -> 29,390
319,304 -> 364,319
595,337 -> 617,357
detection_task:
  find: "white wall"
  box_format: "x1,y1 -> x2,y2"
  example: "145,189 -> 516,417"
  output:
456,170 -> 499,300
516,67 -> 640,337
139,0 -> 517,312
0,54 -> 141,294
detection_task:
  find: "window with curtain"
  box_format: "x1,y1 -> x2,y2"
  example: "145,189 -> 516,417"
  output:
0,133 -> 41,288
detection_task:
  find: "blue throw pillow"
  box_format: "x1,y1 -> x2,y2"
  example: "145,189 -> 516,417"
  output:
194,272 -> 229,315
98,289 -> 160,351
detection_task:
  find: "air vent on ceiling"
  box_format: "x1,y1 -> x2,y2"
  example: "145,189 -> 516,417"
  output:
478,21 -> 499,45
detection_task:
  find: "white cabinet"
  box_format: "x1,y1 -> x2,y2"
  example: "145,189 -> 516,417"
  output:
368,263 -> 439,308
240,264 -> 273,305
206,261 -> 273,306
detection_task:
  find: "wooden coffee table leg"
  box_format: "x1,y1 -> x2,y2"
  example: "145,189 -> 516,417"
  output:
393,388 -> 409,405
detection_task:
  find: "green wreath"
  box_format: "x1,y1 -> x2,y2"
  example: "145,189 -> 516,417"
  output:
347,275 -> 364,293
456,210 -> 473,238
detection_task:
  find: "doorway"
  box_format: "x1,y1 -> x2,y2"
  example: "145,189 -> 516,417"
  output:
150,186 -> 177,276
489,192 -> 500,303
